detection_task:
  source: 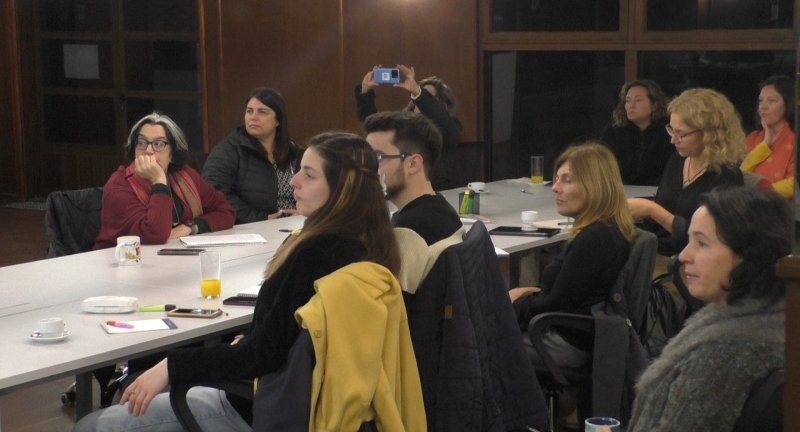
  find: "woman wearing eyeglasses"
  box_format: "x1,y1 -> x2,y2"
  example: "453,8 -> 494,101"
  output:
94,112 -> 235,249
627,88 -> 744,257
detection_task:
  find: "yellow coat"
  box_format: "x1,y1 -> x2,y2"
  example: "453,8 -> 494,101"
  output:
295,262 -> 427,432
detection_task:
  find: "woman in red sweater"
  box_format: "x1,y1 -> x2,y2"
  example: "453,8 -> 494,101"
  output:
94,112 -> 234,249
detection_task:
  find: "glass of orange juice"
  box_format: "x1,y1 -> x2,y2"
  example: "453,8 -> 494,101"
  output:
199,251 -> 221,299
530,155 -> 544,184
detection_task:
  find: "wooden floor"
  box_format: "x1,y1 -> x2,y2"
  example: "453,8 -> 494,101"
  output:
0,206 -> 86,432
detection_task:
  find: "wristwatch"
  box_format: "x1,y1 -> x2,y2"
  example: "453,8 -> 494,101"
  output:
184,220 -> 199,235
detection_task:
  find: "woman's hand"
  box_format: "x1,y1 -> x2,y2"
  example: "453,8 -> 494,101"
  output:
120,358 -> 169,416
230,334 -> 245,346
396,64 -> 421,96
509,286 -> 541,303
762,118 -> 785,148
134,155 -> 167,185
169,224 -> 192,239
360,67 -> 379,94
267,208 -> 299,220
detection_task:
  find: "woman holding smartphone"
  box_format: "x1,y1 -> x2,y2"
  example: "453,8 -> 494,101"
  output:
75,133 -> 403,431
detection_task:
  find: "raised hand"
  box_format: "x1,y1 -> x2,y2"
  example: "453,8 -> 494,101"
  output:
134,154 -> 167,185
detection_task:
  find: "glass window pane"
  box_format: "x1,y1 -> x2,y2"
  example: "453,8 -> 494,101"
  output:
492,0 -> 619,31
647,0 -> 793,30
125,41 -> 199,92
39,0 -> 111,32
488,51 -> 624,180
638,51 -> 795,131
43,95 -> 115,145
123,0 -> 198,33
126,98 -> 202,152
41,40 -> 113,88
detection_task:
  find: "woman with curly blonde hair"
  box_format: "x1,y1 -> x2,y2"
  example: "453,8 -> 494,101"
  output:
628,88 -> 744,256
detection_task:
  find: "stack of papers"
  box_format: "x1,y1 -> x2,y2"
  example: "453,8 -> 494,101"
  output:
179,233 -> 268,248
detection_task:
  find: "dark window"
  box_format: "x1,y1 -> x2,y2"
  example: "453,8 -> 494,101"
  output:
491,0 -> 619,31
125,41 -> 200,92
40,0 -> 112,32
126,98 -> 202,151
647,0 -> 793,30
43,95 -> 115,145
122,0 -> 198,33
488,51 -> 624,180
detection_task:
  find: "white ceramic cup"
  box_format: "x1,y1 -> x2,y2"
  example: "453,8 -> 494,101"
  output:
37,317 -> 66,336
584,417 -> 621,432
115,236 -> 141,266
467,181 -> 486,193
521,210 -> 538,231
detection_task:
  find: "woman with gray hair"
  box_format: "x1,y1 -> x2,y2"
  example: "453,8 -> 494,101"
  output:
94,112 -> 234,249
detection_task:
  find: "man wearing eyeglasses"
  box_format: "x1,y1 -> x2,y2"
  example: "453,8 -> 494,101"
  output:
364,111 -> 461,245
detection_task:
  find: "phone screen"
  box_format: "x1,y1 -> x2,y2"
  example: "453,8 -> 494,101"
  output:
167,308 -> 222,318
158,248 -> 205,256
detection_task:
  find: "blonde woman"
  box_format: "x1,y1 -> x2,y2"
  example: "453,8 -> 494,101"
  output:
627,88 -> 744,257
510,142 -> 636,367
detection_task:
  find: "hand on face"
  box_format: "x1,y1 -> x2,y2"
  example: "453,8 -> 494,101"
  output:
134,154 -> 167,185
761,117 -> 785,148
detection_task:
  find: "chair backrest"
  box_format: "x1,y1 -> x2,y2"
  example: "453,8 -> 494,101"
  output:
613,228 -> 658,329
732,368 -> 784,432
45,187 -> 104,257
406,221 -> 548,431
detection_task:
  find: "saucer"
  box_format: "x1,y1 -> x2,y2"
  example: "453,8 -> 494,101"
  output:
29,330 -> 70,343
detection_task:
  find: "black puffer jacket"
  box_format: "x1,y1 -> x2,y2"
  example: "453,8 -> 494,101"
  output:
404,221 -> 548,432
202,127 -> 302,224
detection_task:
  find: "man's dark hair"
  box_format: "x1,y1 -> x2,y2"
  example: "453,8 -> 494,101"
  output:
363,111 -> 443,177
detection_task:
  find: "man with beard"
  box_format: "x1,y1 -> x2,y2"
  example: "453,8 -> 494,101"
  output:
364,111 -> 462,245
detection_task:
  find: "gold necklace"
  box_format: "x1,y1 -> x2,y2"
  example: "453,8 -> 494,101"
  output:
682,159 -> 706,188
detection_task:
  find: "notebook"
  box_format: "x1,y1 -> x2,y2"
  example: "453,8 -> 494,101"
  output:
100,318 -> 177,334
179,233 -> 268,248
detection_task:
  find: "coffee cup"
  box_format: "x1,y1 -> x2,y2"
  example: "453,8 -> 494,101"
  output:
37,317 -> 66,336
521,210 -> 538,231
467,181 -> 486,193
584,417 -> 621,432
115,236 -> 141,266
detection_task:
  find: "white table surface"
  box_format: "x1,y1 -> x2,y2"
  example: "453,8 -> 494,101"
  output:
440,178 -> 656,253
0,215 -> 305,404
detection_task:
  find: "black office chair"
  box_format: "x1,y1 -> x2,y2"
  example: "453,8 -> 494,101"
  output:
528,228 -> 657,432
732,368 -> 784,432
45,187 -> 127,408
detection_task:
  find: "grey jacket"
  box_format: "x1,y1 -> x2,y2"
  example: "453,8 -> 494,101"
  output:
628,298 -> 785,432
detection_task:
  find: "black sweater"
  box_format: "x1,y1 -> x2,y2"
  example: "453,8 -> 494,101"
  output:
600,117 -> 674,186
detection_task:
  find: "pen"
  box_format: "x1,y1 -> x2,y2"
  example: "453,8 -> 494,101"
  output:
278,229 -> 293,233
106,321 -> 134,329
140,304 -> 177,312
558,222 -> 573,226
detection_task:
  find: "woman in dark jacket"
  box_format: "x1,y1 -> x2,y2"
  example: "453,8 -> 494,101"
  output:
203,87 -> 302,224
74,132 -> 401,431
600,79 -> 674,186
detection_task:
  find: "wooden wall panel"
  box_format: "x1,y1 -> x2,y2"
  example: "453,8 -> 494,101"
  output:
208,0 -> 479,150
0,1 -> 20,197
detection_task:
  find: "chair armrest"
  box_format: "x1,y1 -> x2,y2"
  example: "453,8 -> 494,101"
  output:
169,379 -> 252,432
527,312 -> 594,387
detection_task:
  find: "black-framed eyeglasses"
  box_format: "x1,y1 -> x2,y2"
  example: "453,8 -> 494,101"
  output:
665,125 -> 701,143
376,153 -> 410,162
135,138 -> 170,152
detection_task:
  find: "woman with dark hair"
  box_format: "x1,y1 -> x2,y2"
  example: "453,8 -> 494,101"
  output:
627,88 -> 745,256
740,75 -> 795,199
601,79 -> 674,185
356,64 -> 462,190
75,132 -> 406,431
510,142 -> 636,367
628,187 -> 789,431
94,112 -> 234,249
203,87 -> 303,223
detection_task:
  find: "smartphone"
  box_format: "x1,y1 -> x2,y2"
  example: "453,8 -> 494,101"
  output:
158,248 -> 205,256
166,308 -> 223,318
488,226 -> 560,237
374,67 -> 400,85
